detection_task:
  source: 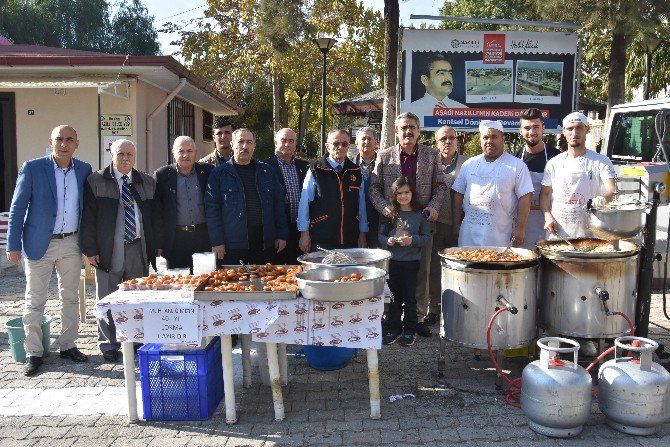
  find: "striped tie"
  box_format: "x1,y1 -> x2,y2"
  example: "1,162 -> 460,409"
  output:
121,175 -> 137,244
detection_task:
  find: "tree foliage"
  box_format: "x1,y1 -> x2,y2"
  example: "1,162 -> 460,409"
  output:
439,0 -> 670,116
0,0 -> 160,55
173,0 -> 384,154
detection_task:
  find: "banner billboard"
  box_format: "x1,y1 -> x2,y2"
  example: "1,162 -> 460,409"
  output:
400,29 -> 578,133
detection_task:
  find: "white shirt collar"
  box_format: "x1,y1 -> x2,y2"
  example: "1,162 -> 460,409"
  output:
113,166 -> 133,182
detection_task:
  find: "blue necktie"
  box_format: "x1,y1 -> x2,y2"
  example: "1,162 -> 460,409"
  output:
335,164 -> 342,174
121,175 -> 137,244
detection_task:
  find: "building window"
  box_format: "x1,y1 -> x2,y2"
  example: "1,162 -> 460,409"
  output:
167,97 -> 195,163
203,110 -> 214,141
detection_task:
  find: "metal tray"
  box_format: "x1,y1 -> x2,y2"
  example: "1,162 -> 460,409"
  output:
296,266 -> 386,301
192,265 -> 299,301
298,248 -> 392,272
439,246 -> 539,270
536,238 -> 639,260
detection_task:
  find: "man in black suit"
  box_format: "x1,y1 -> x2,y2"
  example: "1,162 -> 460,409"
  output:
263,128 -> 309,264
154,136 -> 214,271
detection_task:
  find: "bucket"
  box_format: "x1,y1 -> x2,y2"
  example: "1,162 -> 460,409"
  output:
5,316 -> 52,363
296,345 -> 356,371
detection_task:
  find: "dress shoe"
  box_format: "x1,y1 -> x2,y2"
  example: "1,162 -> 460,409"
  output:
24,356 -> 43,377
102,350 -> 119,362
423,312 -> 439,326
60,347 -> 89,363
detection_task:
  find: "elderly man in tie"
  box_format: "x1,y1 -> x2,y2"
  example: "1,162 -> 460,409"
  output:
80,139 -> 162,362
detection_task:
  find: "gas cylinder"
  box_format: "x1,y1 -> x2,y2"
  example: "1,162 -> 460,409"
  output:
598,336 -> 670,435
520,337 -> 592,437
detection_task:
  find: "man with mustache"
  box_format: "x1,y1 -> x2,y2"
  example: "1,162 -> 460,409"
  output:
206,128 -> 287,265
200,117 -> 234,166
80,139 -> 162,362
369,112 -> 447,337
452,120 -> 533,247
354,127 -> 380,248
412,52 -> 467,112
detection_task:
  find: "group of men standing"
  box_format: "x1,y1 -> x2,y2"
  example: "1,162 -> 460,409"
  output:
6,107 -> 614,376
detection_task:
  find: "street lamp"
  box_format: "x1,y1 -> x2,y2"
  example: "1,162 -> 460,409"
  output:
641,37 -> 664,100
313,36 -> 337,157
294,88 -> 308,154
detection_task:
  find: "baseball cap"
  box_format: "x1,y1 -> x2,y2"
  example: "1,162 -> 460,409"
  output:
562,112 -> 589,128
479,120 -> 504,133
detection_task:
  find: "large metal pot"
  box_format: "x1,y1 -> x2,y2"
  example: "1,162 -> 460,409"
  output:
587,201 -> 649,240
537,239 -> 639,338
296,266 -> 385,301
297,248 -> 392,272
440,247 -> 539,349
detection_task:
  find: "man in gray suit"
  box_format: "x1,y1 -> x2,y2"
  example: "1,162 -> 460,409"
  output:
80,140 -> 161,362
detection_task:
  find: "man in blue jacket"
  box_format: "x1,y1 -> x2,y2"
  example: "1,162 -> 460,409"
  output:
205,128 -> 287,264
6,125 -> 92,376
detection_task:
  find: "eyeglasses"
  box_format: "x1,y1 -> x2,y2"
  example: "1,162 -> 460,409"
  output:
329,141 -> 350,148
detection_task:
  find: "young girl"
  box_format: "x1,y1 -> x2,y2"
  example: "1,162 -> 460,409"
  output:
378,176 -> 430,346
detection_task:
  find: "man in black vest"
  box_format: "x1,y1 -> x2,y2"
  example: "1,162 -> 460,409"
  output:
297,129 -> 368,252
263,128 -> 309,264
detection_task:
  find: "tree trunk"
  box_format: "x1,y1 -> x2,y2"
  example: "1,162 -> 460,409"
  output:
605,31 -> 626,122
380,0 -> 399,150
272,71 -> 288,130
303,88 -> 315,156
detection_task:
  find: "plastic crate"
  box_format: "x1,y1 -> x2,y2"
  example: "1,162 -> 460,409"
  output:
138,337 -> 224,420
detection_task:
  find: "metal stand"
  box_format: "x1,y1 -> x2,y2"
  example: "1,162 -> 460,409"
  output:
635,189 -> 660,337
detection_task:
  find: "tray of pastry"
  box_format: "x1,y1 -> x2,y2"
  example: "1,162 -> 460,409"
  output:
192,264 -> 301,301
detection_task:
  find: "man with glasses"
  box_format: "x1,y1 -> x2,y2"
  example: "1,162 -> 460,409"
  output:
298,129 -> 368,252
6,125 -> 92,376
425,125 -> 468,326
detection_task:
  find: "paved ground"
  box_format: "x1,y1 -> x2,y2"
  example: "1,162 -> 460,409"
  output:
1,265 -> 669,446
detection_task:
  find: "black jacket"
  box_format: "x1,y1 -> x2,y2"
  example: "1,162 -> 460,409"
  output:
80,165 -> 162,272
153,162 -> 213,253
262,155 -> 309,223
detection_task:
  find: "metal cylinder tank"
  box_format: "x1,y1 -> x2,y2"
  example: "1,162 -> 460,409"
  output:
598,336 -> 670,435
440,251 -> 538,350
521,337 -> 593,438
538,240 -> 639,338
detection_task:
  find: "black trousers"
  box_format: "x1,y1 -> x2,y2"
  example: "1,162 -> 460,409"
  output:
272,223 -> 300,265
166,225 -> 211,272
221,224 -> 274,266
387,259 -> 420,332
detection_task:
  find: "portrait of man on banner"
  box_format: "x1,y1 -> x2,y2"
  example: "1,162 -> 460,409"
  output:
411,51 -> 468,115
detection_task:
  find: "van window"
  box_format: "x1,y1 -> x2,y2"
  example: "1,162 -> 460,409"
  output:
607,110 -> 670,163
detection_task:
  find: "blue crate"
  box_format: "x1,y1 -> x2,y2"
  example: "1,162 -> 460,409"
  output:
138,337 -> 224,420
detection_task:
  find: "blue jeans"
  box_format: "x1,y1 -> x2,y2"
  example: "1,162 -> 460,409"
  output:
387,259 -> 420,332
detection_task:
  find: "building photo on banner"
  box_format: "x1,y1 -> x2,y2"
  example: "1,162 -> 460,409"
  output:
400,29 -> 578,132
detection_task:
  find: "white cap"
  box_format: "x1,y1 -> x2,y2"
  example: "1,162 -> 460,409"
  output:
562,112 -> 589,128
478,120 -> 504,133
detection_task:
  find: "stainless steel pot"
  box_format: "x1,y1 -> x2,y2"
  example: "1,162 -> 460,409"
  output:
538,240 -> 639,338
296,266 -> 386,301
440,251 -> 538,349
587,201 -> 649,240
298,248 -> 392,272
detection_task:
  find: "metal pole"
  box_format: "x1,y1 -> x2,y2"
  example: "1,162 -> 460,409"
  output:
297,95 -> 304,152
409,15 -> 581,30
320,49 -> 327,157
644,50 -> 652,101
635,188 -> 660,337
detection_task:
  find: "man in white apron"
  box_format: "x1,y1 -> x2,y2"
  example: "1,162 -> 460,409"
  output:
540,112 -> 615,238
453,120 -> 534,247
514,108 -> 561,249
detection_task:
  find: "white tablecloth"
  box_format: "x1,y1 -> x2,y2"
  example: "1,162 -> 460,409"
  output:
95,291 -> 383,349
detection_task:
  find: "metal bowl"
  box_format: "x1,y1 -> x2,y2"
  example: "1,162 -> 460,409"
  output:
296,266 -> 386,301
537,238 -> 639,260
297,248 -> 392,272
439,246 -> 539,271
587,202 -> 648,240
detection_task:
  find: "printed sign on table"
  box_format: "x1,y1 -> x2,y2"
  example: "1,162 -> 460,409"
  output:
144,302 -> 201,344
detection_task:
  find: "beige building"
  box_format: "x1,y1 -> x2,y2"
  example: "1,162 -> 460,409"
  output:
0,45 -> 241,211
